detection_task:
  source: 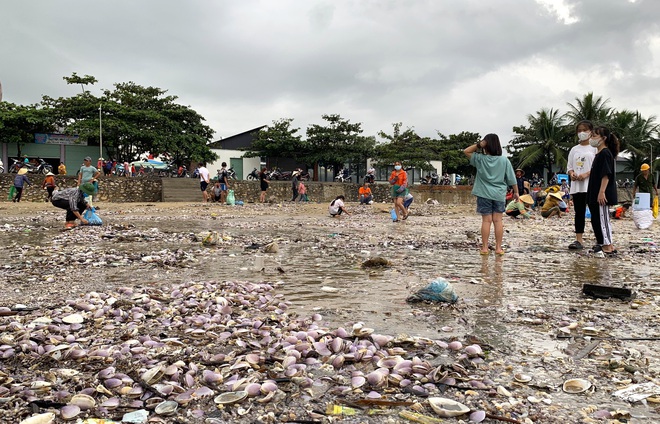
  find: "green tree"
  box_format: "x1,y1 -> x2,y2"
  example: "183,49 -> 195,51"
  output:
509,108 -> 570,177
62,72 -> 98,94
565,92 -> 612,125
305,114 -> 373,177
435,131 -> 481,176
0,102 -> 54,157
242,118 -> 304,167
42,78 -> 216,164
374,123 -> 440,171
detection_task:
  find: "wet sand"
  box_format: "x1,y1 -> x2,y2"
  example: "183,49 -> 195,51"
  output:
1,201 -> 659,423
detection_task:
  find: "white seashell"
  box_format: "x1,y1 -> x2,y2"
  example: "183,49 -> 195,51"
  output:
70,394 -> 96,410
19,412 -> 56,424
562,378 -> 592,394
514,373 -> 532,383
141,365 -> 165,385
527,396 -> 542,403
214,391 -> 248,405
497,386 -> 512,397
428,397 -> 470,417
154,400 -> 178,416
62,314 -> 84,324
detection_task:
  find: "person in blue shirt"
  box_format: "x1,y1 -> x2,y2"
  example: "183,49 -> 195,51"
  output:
13,168 -> 31,202
464,134 -> 518,256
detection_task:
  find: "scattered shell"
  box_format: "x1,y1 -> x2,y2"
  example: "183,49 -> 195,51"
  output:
19,413 -> 56,424
60,404 -> 81,421
70,393 -> 96,410
428,397 -> 470,417
448,341 -> 462,351
214,391 -> 248,405
154,400 -> 179,416
61,313 -> 84,324
141,365 -> 165,385
514,373 -> 532,383
469,410 -> 486,423
563,378 -> 592,394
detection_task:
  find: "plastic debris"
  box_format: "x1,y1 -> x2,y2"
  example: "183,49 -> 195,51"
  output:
121,409 -> 149,424
613,382 -> 660,403
406,278 -> 458,303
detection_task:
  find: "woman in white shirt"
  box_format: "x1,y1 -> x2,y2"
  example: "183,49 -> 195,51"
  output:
329,195 -> 350,217
567,120 -> 597,250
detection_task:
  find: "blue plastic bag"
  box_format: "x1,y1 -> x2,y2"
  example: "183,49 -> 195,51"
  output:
406,278 -> 458,303
585,206 -> 591,219
390,209 -> 398,221
83,207 -> 103,226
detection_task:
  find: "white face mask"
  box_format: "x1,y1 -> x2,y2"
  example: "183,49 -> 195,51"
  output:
589,137 -> 601,148
577,131 -> 591,141
394,165 -> 402,171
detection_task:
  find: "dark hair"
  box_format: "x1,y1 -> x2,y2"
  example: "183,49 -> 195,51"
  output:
593,126 -> 620,158
482,134 -> 502,156
221,162 -> 227,167
576,120 -> 594,134
622,202 -> 632,208
335,195 -> 345,200
261,167 -> 267,173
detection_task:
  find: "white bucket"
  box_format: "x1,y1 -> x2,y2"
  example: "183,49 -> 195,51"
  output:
634,192 -> 651,210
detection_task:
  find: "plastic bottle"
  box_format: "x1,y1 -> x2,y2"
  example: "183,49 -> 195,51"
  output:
585,206 -> 591,219
390,209 -> 398,221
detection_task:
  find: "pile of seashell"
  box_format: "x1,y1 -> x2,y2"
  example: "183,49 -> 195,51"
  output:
0,279 -> 511,423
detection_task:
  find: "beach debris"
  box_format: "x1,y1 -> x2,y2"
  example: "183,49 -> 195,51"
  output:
613,382 -> 660,403
407,278 -> 458,303
263,241 -> 278,253
582,283 -> 635,301
427,397 -> 470,417
361,257 -> 391,268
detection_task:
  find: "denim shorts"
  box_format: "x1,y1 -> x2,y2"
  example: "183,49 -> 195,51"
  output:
476,196 -> 505,215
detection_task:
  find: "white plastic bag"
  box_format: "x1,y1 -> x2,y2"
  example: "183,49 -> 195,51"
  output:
632,209 -> 654,229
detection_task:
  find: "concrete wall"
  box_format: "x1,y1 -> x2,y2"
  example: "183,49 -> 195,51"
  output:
0,173 -> 634,205
0,175 -> 162,203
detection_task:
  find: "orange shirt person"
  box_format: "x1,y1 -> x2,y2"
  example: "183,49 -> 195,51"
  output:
389,161 -> 409,221
358,183 -> 373,204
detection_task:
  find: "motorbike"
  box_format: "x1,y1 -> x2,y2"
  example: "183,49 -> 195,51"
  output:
247,167 -> 260,180
0,159 -> 3,174
8,159 -> 24,173
296,169 -> 311,181
440,174 -> 451,185
35,159 -> 53,175
192,168 -> 200,179
421,173 -> 439,185
335,169 -> 352,183
227,167 -> 237,180
364,172 -> 375,184
268,169 -> 282,180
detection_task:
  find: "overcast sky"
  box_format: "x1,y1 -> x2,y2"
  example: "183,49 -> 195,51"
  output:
2,0 -> 660,145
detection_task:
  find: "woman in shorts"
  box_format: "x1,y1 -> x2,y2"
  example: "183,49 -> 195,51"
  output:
464,134 -> 518,255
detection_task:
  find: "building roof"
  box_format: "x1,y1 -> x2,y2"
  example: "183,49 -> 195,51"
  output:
208,126 -> 266,150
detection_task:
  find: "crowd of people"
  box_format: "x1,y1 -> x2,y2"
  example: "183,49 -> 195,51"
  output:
8,128 -> 654,239
463,121 -> 647,257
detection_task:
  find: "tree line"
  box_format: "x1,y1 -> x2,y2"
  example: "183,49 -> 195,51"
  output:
1,75 -> 656,179
0,73 -> 217,165
508,92 -> 658,178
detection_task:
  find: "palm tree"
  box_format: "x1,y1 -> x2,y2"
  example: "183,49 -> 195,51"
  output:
515,108 -> 570,177
565,92 -> 612,126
